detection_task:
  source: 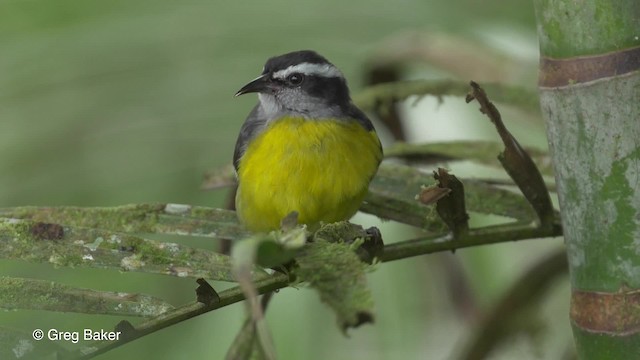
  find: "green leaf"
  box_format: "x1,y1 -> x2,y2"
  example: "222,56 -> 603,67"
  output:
295,226 -> 375,333
0,276 -> 173,317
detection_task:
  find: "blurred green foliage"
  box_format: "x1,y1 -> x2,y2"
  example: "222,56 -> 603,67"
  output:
0,1 -> 570,359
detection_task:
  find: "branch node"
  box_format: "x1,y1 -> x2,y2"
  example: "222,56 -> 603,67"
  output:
114,320 -> 138,342
196,278 -> 220,306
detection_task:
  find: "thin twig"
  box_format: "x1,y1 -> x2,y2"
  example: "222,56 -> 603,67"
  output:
75,273 -> 289,360
380,217 -> 562,262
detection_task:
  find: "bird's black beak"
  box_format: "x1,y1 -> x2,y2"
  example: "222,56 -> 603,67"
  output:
235,74 -> 271,97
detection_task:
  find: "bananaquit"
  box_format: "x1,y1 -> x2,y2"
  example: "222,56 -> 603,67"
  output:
233,50 -> 382,232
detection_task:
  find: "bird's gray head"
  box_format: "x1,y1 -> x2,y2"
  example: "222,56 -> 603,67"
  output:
235,50 -> 351,119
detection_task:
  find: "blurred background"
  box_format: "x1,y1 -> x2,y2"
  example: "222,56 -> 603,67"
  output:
0,0 -> 570,359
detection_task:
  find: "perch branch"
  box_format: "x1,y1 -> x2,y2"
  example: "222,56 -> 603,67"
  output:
76,214 -> 562,359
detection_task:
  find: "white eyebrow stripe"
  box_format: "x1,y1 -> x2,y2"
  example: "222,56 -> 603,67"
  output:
272,62 -> 343,79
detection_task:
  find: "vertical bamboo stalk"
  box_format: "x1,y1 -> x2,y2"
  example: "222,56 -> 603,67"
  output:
533,1 -> 640,358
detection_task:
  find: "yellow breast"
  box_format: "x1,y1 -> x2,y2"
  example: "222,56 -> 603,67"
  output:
236,116 -> 382,232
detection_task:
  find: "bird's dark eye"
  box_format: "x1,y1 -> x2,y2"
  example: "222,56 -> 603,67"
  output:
287,73 -> 304,86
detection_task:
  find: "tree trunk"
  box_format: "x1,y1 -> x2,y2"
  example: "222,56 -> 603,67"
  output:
533,1 -> 640,358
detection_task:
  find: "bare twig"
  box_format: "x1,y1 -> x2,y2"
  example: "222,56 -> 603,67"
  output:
466,81 -> 555,228
380,217 -> 562,262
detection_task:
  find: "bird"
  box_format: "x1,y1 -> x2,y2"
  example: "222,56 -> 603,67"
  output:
233,50 -> 382,232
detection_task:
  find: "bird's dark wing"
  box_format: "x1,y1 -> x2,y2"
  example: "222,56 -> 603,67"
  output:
233,104 -> 268,172
345,102 -> 384,159
344,102 -> 375,132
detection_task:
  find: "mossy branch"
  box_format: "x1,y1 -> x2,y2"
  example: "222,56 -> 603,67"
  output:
0,218 -> 268,282
0,203 -> 248,241
0,277 -> 174,317
0,176 -> 563,358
